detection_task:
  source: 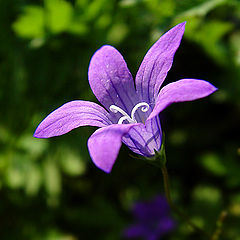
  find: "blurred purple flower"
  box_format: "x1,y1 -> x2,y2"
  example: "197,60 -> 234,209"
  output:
123,195 -> 175,240
34,22 -> 217,173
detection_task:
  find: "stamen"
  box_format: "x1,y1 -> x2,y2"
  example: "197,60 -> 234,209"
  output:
131,102 -> 150,122
118,116 -> 134,124
110,102 -> 150,124
110,105 -> 134,124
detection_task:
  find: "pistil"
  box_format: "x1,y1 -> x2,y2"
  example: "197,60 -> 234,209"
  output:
110,102 -> 150,124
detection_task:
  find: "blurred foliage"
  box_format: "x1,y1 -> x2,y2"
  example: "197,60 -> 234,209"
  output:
0,0 -> 240,239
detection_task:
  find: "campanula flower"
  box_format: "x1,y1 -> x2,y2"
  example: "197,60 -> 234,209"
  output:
123,195 -> 175,240
34,22 -> 217,173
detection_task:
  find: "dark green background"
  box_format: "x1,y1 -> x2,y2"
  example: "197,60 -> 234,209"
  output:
0,0 -> 239,239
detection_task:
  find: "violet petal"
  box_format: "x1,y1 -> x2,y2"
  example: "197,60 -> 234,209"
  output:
34,100 -> 111,138
87,123 -> 139,173
135,22 -> 185,103
122,116 -> 162,157
133,195 -> 170,222
156,217 -> 176,236
147,79 -> 218,121
123,224 -> 147,239
88,45 -> 138,118
123,195 -> 175,240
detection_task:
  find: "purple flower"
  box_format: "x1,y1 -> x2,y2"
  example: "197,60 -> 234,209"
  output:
34,22 -> 217,173
123,195 -> 175,240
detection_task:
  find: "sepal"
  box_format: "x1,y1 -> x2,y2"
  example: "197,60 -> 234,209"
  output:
144,133 -> 166,168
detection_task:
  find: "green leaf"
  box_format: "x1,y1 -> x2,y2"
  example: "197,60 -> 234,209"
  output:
12,6 -> 45,38
5,152 -> 27,189
43,158 -> 61,197
45,0 -> 74,34
83,0 -> 109,21
146,0 -> 175,18
107,23 -> 128,44
201,153 -> 227,176
193,185 -> 221,204
17,134 -> 49,158
181,19 -> 233,65
60,148 -> 86,176
230,31 -> 240,66
177,0 -> 227,18
67,20 -> 88,35
25,164 -> 42,196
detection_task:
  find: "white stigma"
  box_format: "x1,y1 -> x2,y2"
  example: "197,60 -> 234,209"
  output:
109,105 -> 135,124
110,102 -> 150,124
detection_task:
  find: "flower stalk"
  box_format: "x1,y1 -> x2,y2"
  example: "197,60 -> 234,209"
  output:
146,140 -> 210,238
210,210 -> 228,240
160,164 -> 210,238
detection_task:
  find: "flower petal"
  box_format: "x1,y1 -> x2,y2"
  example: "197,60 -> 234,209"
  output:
147,79 -> 218,120
34,100 -> 111,138
135,22 -> 186,104
133,195 -> 170,221
88,123 -> 138,173
88,45 -> 138,117
122,117 -> 162,157
157,217 -> 176,237
123,224 -> 147,239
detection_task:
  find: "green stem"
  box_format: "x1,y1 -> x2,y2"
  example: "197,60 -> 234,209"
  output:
160,164 -> 211,238
210,210 -> 228,240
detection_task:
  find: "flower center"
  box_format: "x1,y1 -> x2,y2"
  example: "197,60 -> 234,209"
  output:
110,102 -> 150,124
